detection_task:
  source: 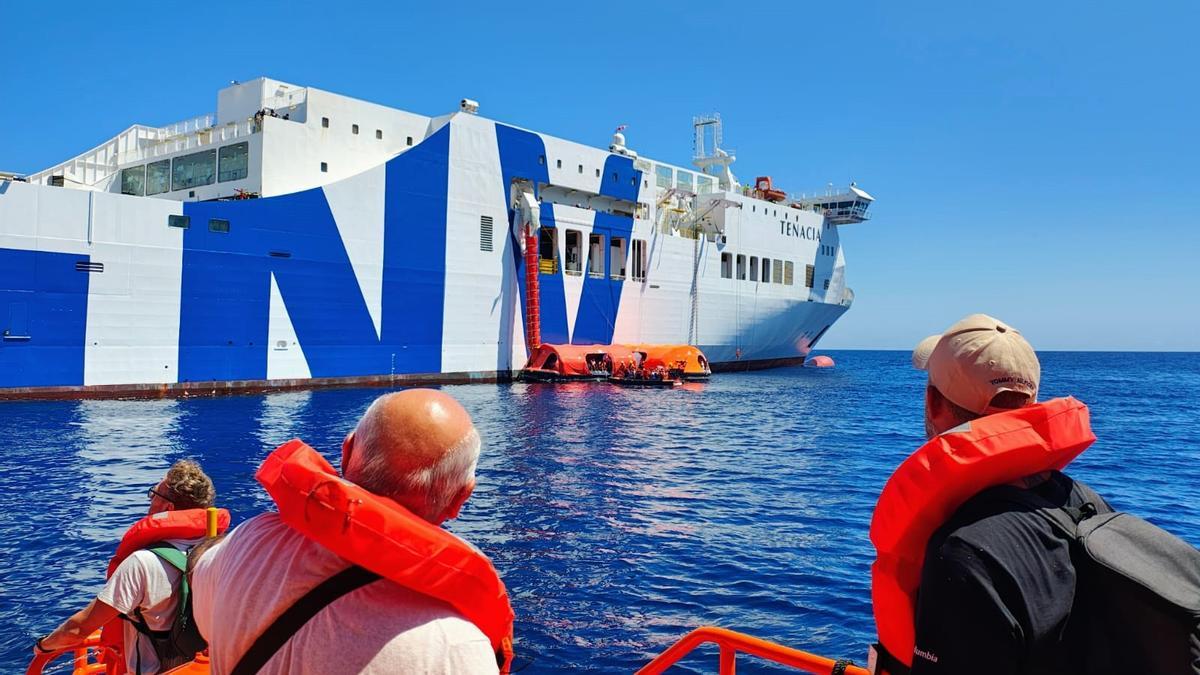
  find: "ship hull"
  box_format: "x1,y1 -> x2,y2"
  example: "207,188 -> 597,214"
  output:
0,114 -> 851,399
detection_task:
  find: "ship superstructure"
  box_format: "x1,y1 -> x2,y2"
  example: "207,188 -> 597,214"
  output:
0,78 -> 872,397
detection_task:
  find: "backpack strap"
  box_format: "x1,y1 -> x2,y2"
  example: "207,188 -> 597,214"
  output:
119,545 -> 190,638
971,483 -> 1091,540
230,565 -> 382,675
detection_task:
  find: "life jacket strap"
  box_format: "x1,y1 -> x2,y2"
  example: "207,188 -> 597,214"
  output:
230,565 -> 382,675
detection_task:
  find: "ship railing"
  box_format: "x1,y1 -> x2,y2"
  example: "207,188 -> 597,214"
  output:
116,118 -> 259,165
157,114 -> 216,139
638,626 -> 869,675
261,88 -> 308,114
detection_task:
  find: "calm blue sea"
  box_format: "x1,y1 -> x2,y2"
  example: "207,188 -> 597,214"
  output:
2,351 -> 1198,673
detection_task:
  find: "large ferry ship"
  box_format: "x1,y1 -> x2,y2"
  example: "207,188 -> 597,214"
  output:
0,77 -> 872,398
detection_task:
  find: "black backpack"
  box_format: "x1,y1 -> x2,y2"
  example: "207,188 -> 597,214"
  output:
123,544 -> 208,672
989,484 -> 1200,675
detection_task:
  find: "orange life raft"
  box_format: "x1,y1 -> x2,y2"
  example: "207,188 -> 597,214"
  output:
869,397 -> 1095,668
257,439 -> 516,672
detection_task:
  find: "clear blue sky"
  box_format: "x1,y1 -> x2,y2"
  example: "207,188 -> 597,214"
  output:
2,1 -> 1196,350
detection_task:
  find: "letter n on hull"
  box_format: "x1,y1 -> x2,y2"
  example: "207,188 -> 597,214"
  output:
177,127 -> 450,382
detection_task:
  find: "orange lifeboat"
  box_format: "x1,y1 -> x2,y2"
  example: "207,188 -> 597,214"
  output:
632,344 -> 711,381
523,344 -> 629,382
524,344 -> 710,384
755,176 -> 788,203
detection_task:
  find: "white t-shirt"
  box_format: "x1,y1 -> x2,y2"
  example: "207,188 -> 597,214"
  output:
97,538 -> 203,674
192,513 -> 498,675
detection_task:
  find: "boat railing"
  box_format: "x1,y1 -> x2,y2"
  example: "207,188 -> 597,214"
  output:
638,626 -> 869,675
25,630 -> 117,675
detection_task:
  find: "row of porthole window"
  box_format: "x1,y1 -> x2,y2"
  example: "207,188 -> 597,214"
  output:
120,142 -> 249,197
320,116 -> 415,147
750,203 -> 821,220
719,253 -> 816,288
533,156 -> 667,193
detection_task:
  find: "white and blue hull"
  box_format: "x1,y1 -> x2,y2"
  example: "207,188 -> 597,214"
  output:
0,112 -> 851,397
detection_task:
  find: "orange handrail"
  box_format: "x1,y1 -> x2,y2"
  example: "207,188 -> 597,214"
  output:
638,626 -> 869,675
25,631 -> 119,675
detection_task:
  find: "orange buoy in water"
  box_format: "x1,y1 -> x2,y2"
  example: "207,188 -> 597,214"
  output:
806,355 -> 835,368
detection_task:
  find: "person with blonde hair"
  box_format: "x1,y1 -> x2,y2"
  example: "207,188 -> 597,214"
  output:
36,460 -> 217,673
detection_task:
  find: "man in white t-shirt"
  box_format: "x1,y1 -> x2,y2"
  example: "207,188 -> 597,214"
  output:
36,460 -> 217,674
192,389 -> 499,674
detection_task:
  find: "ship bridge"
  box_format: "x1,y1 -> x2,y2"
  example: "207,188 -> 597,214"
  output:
791,185 -> 874,224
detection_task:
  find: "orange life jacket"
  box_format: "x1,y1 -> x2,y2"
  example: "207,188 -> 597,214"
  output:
869,397 -> 1096,668
256,439 -> 516,672
101,508 -> 232,674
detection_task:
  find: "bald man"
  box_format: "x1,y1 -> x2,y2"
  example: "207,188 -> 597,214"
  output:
191,390 -> 497,674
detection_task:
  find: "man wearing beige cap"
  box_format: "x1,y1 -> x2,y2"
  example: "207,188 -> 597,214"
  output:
911,313 -> 1043,439
902,314 -> 1113,675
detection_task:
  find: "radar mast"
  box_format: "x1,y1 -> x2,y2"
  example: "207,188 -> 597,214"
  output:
693,114 -> 737,191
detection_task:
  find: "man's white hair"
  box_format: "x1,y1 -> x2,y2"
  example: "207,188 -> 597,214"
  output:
345,413 -> 480,522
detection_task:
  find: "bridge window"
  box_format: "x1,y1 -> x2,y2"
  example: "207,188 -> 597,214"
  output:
146,160 -> 170,195
479,215 -> 493,252
784,261 -> 794,285
697,175 -> 714,194
749,256 -> 758,281
805,264 -> 815,288
721,252 -> 732,279
120,166 -> 146,196
172,149 -> 216,191
631,238 -> 647,281
565,229 -> 582,274
588,233 -> 605,278
209,218 -> 230,233
676,170 -> 694,192
609,237 -> 627,280
655,164 -> 672,188
538,228 -> 558,274
736,254 -> 746,280
762,258 -> 771,283
218,142 -> 249,183
168,215 -> 190,229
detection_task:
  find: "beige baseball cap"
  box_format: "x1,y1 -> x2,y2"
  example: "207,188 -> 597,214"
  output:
912,313 -> 1040,414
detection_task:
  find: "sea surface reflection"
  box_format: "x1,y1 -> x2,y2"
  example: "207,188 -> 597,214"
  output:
2,351 -> 1197,672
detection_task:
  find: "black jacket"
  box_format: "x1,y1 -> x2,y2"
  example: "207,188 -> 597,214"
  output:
910,471 -> 1112,675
